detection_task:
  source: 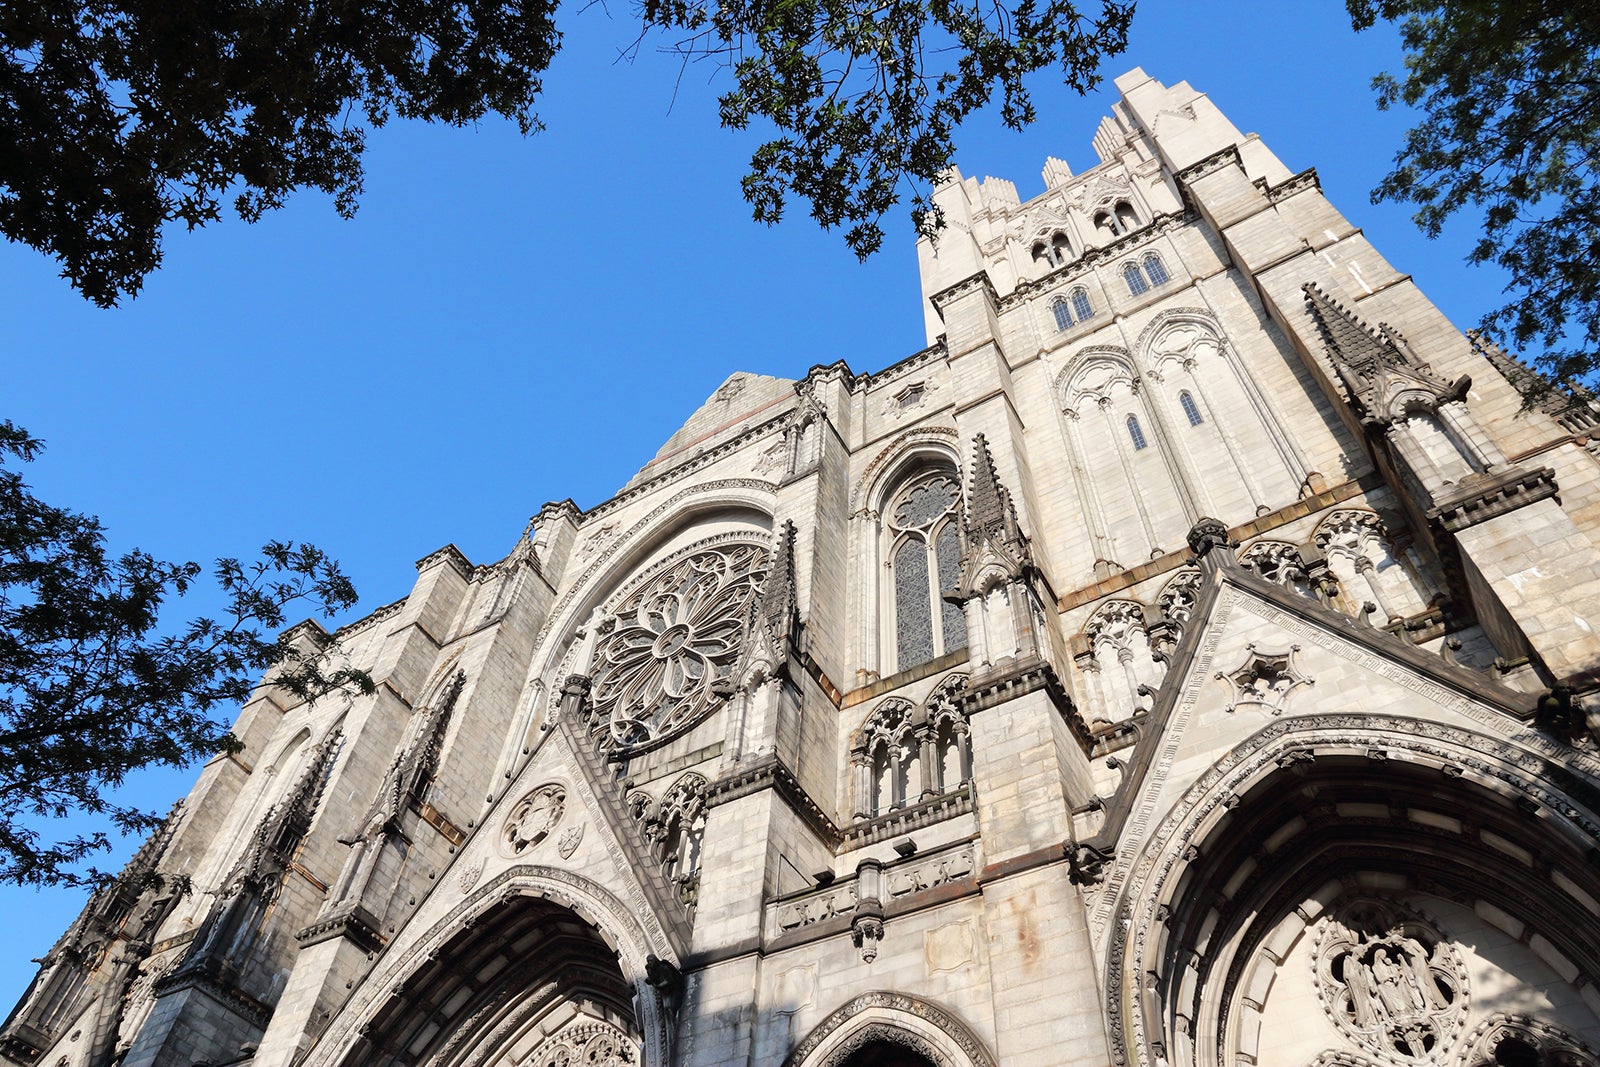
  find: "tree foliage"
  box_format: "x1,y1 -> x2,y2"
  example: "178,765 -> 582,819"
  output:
0,422 -> 372,887
0,0 -> 1130,305
1349,0 -> 1600,384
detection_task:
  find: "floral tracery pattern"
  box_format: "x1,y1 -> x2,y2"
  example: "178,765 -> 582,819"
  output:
589,541 -> 769,757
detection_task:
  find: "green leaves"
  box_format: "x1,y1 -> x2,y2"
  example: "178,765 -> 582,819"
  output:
658,0 -> 1132,256
3,0 -> 1127,299
1351,0 -> 1600,386
0,421 -> 370,886
0,0 -> 561,306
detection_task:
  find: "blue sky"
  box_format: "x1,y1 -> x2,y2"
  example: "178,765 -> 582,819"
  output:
0,0 -> 1511,1010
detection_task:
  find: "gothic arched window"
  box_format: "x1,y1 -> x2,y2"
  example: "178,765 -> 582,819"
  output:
1123,262 -> 1149,296
1052,298 -> 1073,331
1179,390 -> 1204,426
652,774 -> 708,904
1127,415 -> 1148,451
1071,286 -> 1093,322
1143,252 -> 1169,286
887,470 -> 968,672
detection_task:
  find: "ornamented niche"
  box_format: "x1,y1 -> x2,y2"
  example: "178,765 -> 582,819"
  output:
588,540 -> 770,759
1314,899 -> 1468,1063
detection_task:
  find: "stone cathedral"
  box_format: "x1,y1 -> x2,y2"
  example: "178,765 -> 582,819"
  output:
12,67 -> 1600,1067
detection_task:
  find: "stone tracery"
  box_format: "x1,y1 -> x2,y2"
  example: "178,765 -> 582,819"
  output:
587,541 -> 770,758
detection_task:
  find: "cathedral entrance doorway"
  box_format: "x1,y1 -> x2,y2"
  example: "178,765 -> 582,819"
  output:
336,895 -> 642,1067
837,1039 -> 939,1067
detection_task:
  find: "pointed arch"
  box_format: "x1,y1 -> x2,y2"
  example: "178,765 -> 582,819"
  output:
306,867 -> 677,1067
782,991 -> 996,1067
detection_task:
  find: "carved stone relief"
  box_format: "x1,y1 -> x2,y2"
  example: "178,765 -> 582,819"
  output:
503,785 -> 565,857
1215,643 -> 1313,715
520,1019 -> 640,1067
1314,899 -> 1468,1062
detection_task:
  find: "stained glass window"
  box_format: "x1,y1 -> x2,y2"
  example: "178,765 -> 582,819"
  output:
1144,252 -> 1169,285
887,470 -> 968,671
1127,415 -> 1148,450
935,523 -> 966,651
1180,390 -> 1203,426
894,539 -> 935,668
1072,287 -> 1093,321
1052,299 -> 1073,331
1124,262 -> 1149,296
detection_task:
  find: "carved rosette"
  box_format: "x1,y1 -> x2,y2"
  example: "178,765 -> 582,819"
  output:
1314,900 -> 1467,1062
588,541 -> 769,757
502,785 -> 566,857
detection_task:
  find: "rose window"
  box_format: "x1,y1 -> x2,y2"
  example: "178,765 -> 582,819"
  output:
588,541 -> 769,758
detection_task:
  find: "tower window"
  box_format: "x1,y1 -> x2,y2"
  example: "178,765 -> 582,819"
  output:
1143,252 -> 1169,285
1124,262 -> 1149,296
1127,415 -> 1148,450
1180,390 -> 1204,426
1114,199 -> 1139,233
1071,287 -> 1093,322
1052,299 -> 1073,331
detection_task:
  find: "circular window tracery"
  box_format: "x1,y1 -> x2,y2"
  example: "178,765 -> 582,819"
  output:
1314,899 -> 1468,1063
588,540 -> 770,758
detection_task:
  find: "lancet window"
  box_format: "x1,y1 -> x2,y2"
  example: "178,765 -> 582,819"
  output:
1179,390 -> 1203,426
634,773 -> 708,906
860,700 -> 919,815
1052,298 -> 1073,331
886,470 -> 968,672
1123,261 -> 1150,296
1071,286 -> 1093,322
1142,252 -> 1169,285
1314,510 -> 1434,623
1127,415 -> 1148,450
1032,231 -> 1071,270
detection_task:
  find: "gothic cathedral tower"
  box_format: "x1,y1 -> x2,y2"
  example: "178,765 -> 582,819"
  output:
9,69 -> 1600,1067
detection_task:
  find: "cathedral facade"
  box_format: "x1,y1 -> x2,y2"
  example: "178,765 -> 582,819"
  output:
10,68 -> 1600,1067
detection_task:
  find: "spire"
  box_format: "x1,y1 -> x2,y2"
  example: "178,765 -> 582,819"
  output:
965,433 -> 1017,541
1303,282 -> 1403,381
758,520 -> 799,646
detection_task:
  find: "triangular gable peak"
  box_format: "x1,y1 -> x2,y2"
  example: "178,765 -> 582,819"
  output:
1073,550 -> 1546,930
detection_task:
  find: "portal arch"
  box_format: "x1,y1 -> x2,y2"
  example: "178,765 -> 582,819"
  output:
307,867 -> 677,1067
1108,717 -> 1600,1067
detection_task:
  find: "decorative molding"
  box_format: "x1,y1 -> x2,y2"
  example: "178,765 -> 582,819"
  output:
782,991 -> 997,1067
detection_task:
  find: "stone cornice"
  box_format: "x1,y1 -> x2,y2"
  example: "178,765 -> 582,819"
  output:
855,340 -> 949,392
332,597 -> 407,642
414,544 -> 474,578
1264,167 -> 1321,203
1174,143 -> 1244,186
295,908 -> 384,953
838,786 -> 974,851
706,755 -> 840,846
1430,466 -> 1559,533
928,271 -> 1000,316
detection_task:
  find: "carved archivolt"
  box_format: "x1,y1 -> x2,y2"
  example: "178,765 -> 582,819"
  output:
849,426 -> 961,516
782,991 -> 996,1067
